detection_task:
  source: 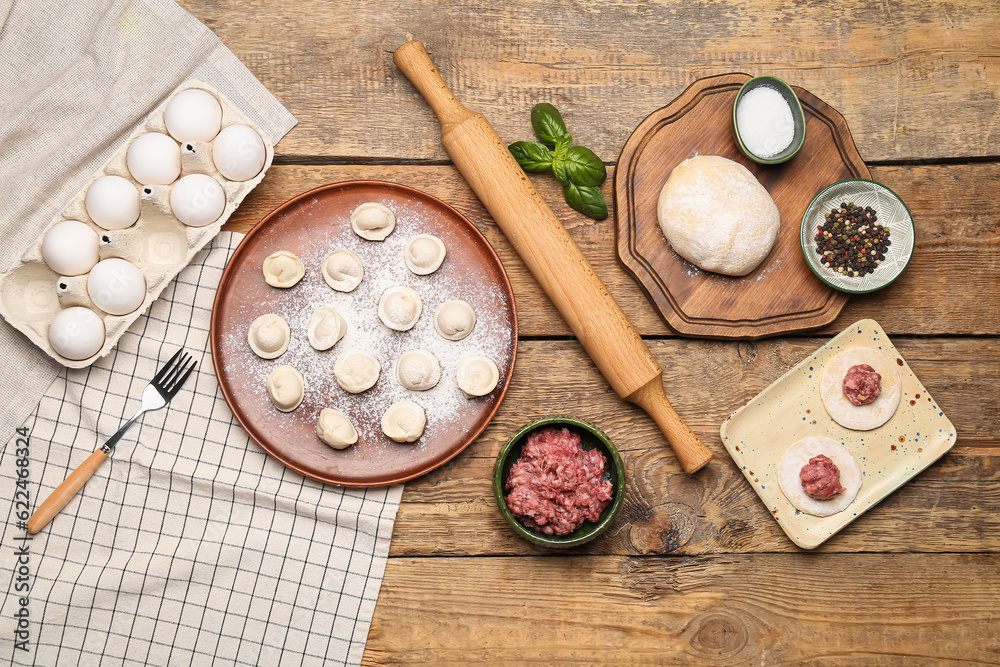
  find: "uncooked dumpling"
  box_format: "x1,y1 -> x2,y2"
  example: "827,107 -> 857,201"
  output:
262,251 -> 305,288
396,349 -> 441,391
456,355 -> 499,398
321,250 -> 364,292
404,234 -> 446,275
381,400 -> 426,443
378,286 -> 422,331
777,436 -> 863,517
266,365 -> 305,412
350,202 -> 395,241
334,349 -> 381,393
316,408 -> 358,450
307,306 -> 347,351
434,300 -> 476,341
247,314 -> 290,359
820,347 -> 901,431
656,155 -> 780,276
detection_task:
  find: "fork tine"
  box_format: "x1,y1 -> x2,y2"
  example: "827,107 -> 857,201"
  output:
158,352 -> 191,389
165,358 -> 197,397
152,348 -> 184,385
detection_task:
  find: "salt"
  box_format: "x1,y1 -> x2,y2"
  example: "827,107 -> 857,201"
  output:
736,85 -> 795,158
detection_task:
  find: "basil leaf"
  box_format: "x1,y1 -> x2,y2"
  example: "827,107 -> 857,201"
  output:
550,134 -> 572,184
563,146 -> 607,187
531,103 -> 569,147
508,141 -> 553,173
563,182 -> 608,220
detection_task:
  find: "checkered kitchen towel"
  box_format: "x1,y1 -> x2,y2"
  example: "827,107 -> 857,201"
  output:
0,232 -> 403,666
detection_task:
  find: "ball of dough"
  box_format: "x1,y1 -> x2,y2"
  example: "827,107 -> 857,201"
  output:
434,300 -> 476,341
456,355 -> 499,398
378,286 -> 422,331
381,400 -> 426,443
266,365 -> 305,412
247,313 -> 290,359
820,347 -> 901,431
307,306 -> 347,351
404,234 -> 446,275
316,408 -> 358,449
262,251 -> 304,288
334,350 -> 381,393
777,436 -> 863,517
396,349 -> 441,391
656,155 -> 780,276
350,202 -> 395,241
321,249 -> 364,292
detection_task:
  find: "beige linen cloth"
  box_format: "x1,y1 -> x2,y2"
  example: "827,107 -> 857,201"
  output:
1,233 -> 403,666
0,2 -> 403,665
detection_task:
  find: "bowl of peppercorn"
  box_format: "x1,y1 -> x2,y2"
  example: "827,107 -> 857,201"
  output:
800,178 -> 915,293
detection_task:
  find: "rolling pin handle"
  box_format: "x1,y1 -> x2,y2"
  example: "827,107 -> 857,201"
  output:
628,378 -> 714,474
392,41 -> 475,130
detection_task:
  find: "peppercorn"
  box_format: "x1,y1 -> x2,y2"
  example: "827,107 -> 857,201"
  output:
815,201 -> 891,277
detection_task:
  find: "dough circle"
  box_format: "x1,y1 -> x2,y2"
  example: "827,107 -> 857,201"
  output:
262,251 -> 305,288
316,408 -> 358,450
378,286 -> 422,331
307,306 -> 347,351
321,250 -> 364,292
396,349 -> 441,391
247,314 -> 290,359
656,155 -> 780,276
434,300 -> 476,341
334,350 -> 381,393
266,365 -> 305,412
381,400 -> 427,443
777,436 -> 863,517
820,347 -> 901,431
456,355 -> 499,398
350,202 -> 395,241
404,234 -> 446,275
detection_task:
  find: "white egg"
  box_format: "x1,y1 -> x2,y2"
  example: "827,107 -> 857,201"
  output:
87,258 -> 146,315
169,173 -> 226,227
126,132 -> 181,185
41,220 -> 100,276
164,88 -> 223,142
48,307 -> 106,360
212,124 -> 265,181
85,175 -> 140,230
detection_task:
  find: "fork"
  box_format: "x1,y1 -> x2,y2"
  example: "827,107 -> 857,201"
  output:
27,348 -> 197,534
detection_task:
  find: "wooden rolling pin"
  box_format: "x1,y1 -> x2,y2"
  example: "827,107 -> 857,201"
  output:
393,41 -> 713,474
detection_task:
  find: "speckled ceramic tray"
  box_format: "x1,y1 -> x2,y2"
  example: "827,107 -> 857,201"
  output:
719,319 -> 956,549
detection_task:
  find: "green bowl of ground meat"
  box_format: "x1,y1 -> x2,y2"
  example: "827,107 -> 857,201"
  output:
493,416 -> 626,548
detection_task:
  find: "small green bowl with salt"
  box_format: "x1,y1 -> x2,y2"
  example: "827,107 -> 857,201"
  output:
732,75 -> 806,165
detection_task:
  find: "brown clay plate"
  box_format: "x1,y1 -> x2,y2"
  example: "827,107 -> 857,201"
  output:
210,181 -> 517,486
614,73 -> 865,339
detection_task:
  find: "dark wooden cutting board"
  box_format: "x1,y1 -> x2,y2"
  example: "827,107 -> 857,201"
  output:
614,73 -> 868,339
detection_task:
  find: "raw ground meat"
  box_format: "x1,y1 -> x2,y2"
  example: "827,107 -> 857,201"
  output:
799,454 -> 845,500
842,363 -> 882,406
504,427 -> 613,535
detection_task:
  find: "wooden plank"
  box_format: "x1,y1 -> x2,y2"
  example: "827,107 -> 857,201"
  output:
386,337 -> 999,556
180,0 -> 1000,161
363,554 -> 1000,665
222,164 -> 1000,336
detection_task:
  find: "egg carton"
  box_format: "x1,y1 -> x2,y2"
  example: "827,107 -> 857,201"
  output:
0,79 -> 274,368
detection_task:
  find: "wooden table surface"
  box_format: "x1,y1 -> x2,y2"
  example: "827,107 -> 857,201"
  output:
183,1 -> 1000,662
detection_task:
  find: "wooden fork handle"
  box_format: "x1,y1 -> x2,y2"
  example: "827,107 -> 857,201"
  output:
27,449 -> 108,534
